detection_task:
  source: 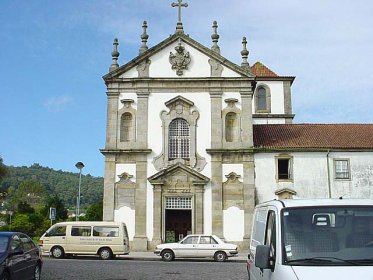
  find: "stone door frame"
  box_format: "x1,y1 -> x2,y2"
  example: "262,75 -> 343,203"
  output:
148,163 -> 209,246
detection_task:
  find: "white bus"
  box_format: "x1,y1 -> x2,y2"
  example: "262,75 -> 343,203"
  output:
38,221 -> 130,260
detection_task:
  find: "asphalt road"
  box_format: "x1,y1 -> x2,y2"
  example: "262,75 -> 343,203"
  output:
41,257 -> 248,280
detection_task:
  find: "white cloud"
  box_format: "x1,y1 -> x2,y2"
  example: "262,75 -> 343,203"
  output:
43,96 -> 73,112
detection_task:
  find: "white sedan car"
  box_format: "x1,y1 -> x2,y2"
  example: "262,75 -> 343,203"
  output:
154,234 -> 238,262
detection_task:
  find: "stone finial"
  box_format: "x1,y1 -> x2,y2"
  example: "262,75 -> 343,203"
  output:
240,37 -> 250,68
211,21 -> 220,54
139,21 -> 149,54
109,38 -> 120,72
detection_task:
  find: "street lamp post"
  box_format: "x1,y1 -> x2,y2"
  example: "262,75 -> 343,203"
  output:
75,162 -> 84,221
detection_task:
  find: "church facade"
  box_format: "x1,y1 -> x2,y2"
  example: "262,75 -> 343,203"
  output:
101,7 -> 373,251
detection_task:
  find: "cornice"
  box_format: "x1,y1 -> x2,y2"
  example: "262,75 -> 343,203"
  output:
100,149 -> 152,156
253,114 -> 295,119
105,77 -> 255,93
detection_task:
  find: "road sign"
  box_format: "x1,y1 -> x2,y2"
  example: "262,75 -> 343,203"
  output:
50,207 -> 56,221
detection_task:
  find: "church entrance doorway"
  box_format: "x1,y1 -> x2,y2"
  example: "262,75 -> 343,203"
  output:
164,197 -> 192,243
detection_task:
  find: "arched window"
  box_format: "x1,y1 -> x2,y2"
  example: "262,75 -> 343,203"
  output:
169,118 -> 190,160
257,87 -> 267,111
225,112 -> 238,142
120,113 -> 133,142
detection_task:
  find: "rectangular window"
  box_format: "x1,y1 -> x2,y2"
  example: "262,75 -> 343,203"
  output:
165,197 -> 192,209
93,226 -> 119,237
277,157 -> 293,181
71,226 -> 91,236
334,159 -> 350,179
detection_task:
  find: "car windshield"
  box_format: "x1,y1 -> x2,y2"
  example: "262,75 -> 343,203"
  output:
281,206 -> 373,266
0,236 -> 9,253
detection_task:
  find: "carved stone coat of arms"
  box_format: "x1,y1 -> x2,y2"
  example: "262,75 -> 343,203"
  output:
169,42 -> 191,76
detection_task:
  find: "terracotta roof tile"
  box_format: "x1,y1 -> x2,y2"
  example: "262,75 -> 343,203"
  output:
251,61 -> 278,77
253,124 -> 373,149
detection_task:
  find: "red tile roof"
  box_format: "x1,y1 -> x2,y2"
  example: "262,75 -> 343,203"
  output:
253,124 -> 373,149
251,62 -> 278,77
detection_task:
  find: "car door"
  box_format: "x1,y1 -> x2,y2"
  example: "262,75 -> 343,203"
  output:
249,207 -> 269,280
19,233 -> 39,279
251,208 -> 277,280
9,235 -> 28,279
198,236 -> 219,257
176,235 -> 199,257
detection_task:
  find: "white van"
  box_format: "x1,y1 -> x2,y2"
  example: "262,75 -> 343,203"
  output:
247,199 -> 373,280
39,221 -> 130,260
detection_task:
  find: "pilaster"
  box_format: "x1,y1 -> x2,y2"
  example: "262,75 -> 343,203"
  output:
240,90 -> 253,147
194,187 -> 204,234
243,155 -> 255,246
210,91 -> 223,149
211,153 -> 223,237
105,89 -> 120,149
283,81 -> 293,124
136,90 -> 149,149
103,154 -> 116,221
133,156 -> 148,251
152,185 -> 163,243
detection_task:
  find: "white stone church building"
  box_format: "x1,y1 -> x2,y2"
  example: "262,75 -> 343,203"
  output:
101,5 -> 373,250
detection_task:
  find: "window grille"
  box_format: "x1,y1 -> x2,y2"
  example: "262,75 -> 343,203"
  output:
169,118 -> 190,159
165,197 -> 192,209
335,160 -> 350,179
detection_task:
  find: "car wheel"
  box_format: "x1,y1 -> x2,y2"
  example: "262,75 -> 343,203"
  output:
214,251 -> 227,262
33,264 -> 41,280
51,246 -> 65,259
99,248 -> 113,260
161,249 -> 174,262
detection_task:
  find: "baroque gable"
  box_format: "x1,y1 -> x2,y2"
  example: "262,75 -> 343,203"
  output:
103,33 -> 255,80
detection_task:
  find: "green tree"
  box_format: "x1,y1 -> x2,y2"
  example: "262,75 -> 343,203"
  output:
10,180 -> 48,211
17,201 -> 35,214
0,157 -> 7,182
0,157 -> 8,202
81,202 -> 103,221
41,195 -> 68,221
9,214 -> 34,236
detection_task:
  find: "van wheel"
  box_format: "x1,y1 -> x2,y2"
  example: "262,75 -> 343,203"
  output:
161,249 -> 174,261
51,246 -> 65,259
214,251 -> 227,262
99,248 -> 113,260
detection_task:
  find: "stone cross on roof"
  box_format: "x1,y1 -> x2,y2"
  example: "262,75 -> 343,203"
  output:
171,0 -> 188,33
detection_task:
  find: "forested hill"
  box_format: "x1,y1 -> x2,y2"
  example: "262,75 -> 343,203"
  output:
0,163 -> 103,208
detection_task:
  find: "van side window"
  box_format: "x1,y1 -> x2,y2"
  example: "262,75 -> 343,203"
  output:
251,209 -> 267,249
71,226 -> 91,236
49,226 -> 66,237
265,211 -> 277,268
93,227 -> 119,237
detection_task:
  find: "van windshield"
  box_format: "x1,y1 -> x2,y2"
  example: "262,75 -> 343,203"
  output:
281,206 -> 373,266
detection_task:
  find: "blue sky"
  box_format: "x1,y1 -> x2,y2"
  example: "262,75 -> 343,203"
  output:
1,0 -> 373,177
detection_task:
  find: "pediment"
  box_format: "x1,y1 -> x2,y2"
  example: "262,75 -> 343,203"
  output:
148,163 -> 209,186
103,33 -> 255,80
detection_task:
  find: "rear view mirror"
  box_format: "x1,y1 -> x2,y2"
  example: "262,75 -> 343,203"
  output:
255,245 -> 271,269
